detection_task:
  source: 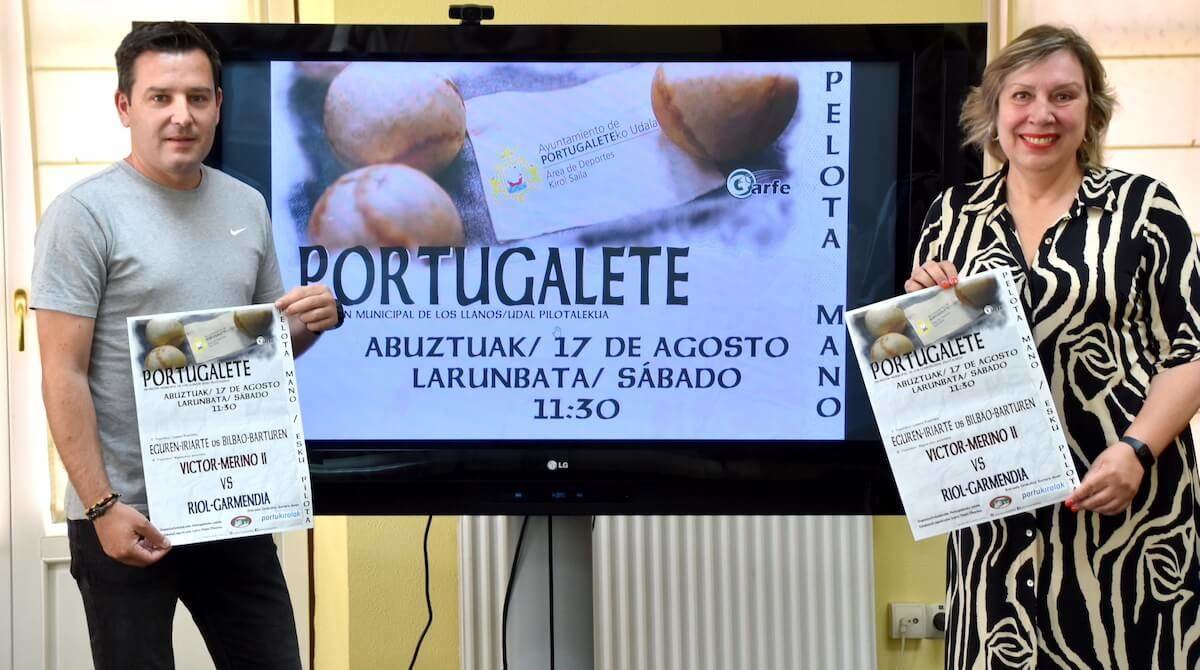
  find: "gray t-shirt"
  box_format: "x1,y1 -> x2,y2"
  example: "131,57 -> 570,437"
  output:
31,160 -> 285,520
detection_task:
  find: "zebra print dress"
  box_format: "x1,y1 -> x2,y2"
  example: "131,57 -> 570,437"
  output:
914,166 -> 1200,669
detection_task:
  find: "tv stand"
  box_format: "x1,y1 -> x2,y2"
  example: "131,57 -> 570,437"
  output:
507,516 -> 594,668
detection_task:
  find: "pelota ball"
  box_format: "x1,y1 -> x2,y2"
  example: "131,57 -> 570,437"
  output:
145,345 -> 187,371
234,309 -> 273,338
651,63 -> 799,162
954,275 -> 998,310
870,333 -> 915,362
308,163 -> 464,249
324,64 -> 466,175
295,61 -> 349,82
145,318 -> 185,348
863,305 -> 908,338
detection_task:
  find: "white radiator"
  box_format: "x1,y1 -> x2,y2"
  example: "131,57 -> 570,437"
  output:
460,516 -> 876,670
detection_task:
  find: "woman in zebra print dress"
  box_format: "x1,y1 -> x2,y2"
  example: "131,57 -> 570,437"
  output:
907,26 -> 1200,669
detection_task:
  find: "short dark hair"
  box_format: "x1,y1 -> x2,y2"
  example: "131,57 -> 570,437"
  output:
115,21 -> 221,96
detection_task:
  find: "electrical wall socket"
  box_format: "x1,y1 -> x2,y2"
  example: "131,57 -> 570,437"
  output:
925,603 -> 947,638
888,602 -> 927,639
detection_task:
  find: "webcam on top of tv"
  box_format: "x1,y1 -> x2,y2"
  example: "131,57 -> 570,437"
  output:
449,4 -> 495,25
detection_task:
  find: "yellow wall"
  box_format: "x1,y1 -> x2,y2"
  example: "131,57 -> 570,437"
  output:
314,516 -> 461,669
874,518 -> 948,670
313,517 -> 350,669
303,2 -> 982,670
329,0 -> 983,25
351,517 -> 461,669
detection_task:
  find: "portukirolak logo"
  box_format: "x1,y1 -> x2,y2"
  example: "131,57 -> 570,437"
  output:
726,168 -> 792,199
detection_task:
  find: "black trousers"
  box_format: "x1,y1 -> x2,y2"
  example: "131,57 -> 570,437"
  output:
67,520 -> 302,670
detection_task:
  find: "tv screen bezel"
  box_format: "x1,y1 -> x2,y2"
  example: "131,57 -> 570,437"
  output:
199,22 -> 986,515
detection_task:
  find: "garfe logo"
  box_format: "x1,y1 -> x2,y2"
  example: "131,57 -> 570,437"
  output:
988,495 -> 1013,510
726,168 -> 792,199
230,515 -> 253,528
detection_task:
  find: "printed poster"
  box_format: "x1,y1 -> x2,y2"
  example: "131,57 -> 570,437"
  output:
847,269 -> 1079,539
127,305 -> 313,544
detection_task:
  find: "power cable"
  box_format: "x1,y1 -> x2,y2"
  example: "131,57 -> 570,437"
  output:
407,515 -> 434,670
501,516 -> 531,670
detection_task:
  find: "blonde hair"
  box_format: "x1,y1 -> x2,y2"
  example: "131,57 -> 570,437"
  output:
960,25 -> 1115,169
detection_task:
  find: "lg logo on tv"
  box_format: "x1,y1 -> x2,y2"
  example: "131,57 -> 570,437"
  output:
546,460 -> 569,471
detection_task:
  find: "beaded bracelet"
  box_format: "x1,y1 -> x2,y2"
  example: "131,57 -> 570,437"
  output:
85,492 -> 120,521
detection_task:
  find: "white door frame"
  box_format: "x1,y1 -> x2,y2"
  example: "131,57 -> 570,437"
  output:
3,0 -> 43,667
0,84 -> 14,670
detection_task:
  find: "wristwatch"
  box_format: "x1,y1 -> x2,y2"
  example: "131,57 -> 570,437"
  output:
1120,435 -> 1155,470
332,300 -> 345,329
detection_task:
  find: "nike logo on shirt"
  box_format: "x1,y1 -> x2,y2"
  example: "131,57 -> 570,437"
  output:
230,227 -> 247,236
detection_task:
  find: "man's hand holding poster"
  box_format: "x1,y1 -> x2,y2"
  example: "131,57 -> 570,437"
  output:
127,305 -> 313,545
847,269 -> 1079,539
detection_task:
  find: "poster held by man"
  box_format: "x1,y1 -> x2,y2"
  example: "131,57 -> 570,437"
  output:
127,304 -> 313,545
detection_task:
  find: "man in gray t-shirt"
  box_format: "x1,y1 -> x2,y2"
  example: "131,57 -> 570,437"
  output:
34,160 -> 286,521
31,22 -> 340,670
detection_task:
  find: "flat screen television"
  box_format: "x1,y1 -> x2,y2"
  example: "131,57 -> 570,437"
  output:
200,22 -> 986,514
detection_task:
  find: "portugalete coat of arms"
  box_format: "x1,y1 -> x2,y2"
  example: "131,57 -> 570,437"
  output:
489,148 -> 542,202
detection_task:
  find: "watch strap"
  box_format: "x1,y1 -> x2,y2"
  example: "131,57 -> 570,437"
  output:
1120,435 -> 1155,470
333,300 -> 345,329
